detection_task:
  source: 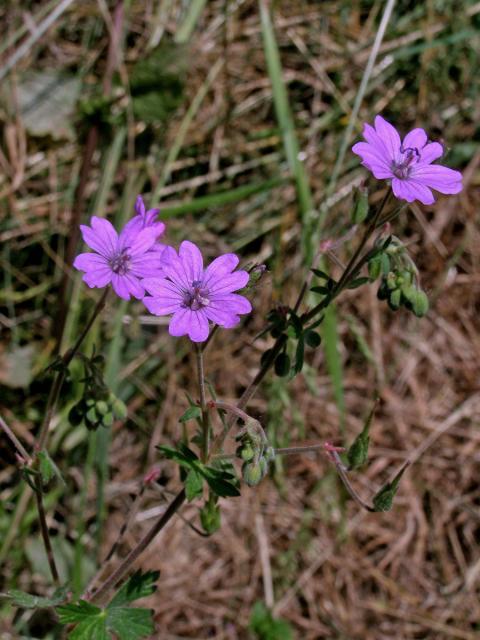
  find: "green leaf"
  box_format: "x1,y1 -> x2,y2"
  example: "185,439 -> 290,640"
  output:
57,600 -> 102,624
185,469 -> 204,501
156,444 -> 198,469
347,401 -> 377,470
203,466 -> 241,498
311,268 -> 330,280
2,585 -> 69,609
38,450 -> 65,486
311,285 -> 330,296
249,601 -> 293,640
288,312 -> 303,338
57,573 -> 158,639
106,606 -> 155,640
372,463 -> 409,512
68,616 -> 108,640
179,405 -> 202,423
347,276 -> 370,290
293,335 -> 305,374
108,571 -> 159,608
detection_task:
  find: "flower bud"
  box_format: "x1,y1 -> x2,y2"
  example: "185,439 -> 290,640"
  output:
412,290 -> 429,317
368,255 -> 382,281
242,458 -> 268,487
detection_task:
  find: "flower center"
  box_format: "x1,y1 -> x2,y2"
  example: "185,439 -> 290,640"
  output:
109,250 -> 131,275
183,280 -> 210,311
391,146 -> 420,180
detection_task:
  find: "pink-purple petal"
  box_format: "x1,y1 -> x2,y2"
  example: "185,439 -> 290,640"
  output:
208,270 -> 249,295
89,217 -> 119,257
111,274 -> 131,300
392,178 -> 435,205
420,142 -> 443,164
129,253 -> 164,278
179,241 -> 203,282
142,278 -> 182,299
169,308 -> 209,342
82,269 -> 112,288
203,254 -> 240,287
143,295 -> 180,316
374,115 -> 401,162
411,164 -> 463,193
204,305 -> 240,328
402,127 -> 427,150
123,274 -> 145,299
129,227 -> 159,257
209,293 -> 252,314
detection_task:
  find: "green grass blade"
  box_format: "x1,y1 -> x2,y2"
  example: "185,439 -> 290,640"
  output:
159,176 -> 286,217
259,0 -> 315,264
175,0 -> 208,44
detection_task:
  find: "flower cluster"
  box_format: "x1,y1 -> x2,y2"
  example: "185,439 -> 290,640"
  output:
74,116 -> 463,341
73,196 -> 252,342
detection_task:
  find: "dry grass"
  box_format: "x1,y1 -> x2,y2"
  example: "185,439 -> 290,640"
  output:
0,1 -> 479,638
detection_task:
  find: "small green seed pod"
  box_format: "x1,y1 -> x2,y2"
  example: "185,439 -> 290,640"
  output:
412,290 -> 429,318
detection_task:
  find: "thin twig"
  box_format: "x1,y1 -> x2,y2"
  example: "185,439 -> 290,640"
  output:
34,477 -> 60,584
195,344 -> 210,462
0,415 -> 31,462
0,0 -> 76,82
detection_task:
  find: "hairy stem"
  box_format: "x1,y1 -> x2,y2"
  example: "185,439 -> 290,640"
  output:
195,344 -> 209,462
34,476 -> 60,584
0,415 -> 31,462
304,188 -> 392,324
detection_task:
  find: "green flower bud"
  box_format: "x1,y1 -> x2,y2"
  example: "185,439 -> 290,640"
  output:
96,400 -> 109,415
86,407 -> 98,423
237,443 -> 255,462
368,255 -> 382,281
386,272 -> 397,290
102,412 -> 113,427
412,290 -> 429,318
401,283 -> 417,304
112,398 -> 128,420
242,458 -> 268,487
388,288 -> 402,310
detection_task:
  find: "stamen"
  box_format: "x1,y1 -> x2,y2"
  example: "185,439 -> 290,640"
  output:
183,280 -> 210,310
109,250 -> 131,275
391,146 -> 421,179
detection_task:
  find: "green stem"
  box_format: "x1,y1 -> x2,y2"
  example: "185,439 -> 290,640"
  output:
34,476 -> 60,584
195,344 -> 209,462
304,188 -> 392,324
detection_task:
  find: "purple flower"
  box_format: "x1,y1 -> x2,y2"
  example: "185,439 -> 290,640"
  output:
352,115 -> 463,205
142,241 -> 252,342
120,195 -> 166,248
73,216 -> 164,300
